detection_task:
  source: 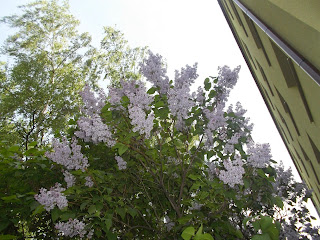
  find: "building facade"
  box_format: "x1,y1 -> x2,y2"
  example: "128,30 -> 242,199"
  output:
217,0 -> 320,213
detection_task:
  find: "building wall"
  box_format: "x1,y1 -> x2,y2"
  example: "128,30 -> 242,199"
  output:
218,0 -> 320,213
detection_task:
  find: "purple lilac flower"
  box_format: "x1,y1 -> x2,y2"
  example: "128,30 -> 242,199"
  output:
128,106 -> 154,139
217,65 -> 241,89
164,216 -> 175,232
219,155 -> 245,188
63,171 -> 76,188
75,115 -> 115,147
79,84 -> 106,116
174,63 -> 198,89
46,138 -> 89,172
139,50 -> 170,94
55,218 -> 92,239
247,142 -> 272,168
34,183 -> 68,211
85,176 -> 94,188
115,156 -> 127,170
108,80 -> 153,110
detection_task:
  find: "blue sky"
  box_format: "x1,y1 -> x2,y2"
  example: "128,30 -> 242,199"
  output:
2,0 -> 319,218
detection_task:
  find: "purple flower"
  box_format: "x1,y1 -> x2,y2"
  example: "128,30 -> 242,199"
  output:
115,156 -> 127,170
85,176 -> 94,188
219,155 -> 245,188
247,142 -> 272,168
35,183 -> 68,211
55,218 -> 92,239
139,50 -> 170,94
46,138 -> 89,172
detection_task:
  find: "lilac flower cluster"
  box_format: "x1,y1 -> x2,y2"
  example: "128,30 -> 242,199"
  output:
227,102 -> 253,133
108,80 -> 153,110
108,80 -> 155,138
76,86 -> 115,146
207,161 -> 219,180
223,132 -> 241,154
217,65 -> 241,89
204,103 -> 227,145
46,138 -> 89,172
218,155 -> 245,188
75,115 -> 115,146
34,183 -> 68,211
194,86 -> 205,103
115,156 -> 127,170
139,51 -> 170,94
128,105 -> 154,139
215,65 -> 241,105
63,171 -> 76,188
174,63 -> 198,88
55,218 -> 93,239
247,142 -> 272,168
79,84 -> 106,116
167,64 -> 198,130
85,176 -> 94,187
164,216 -> 175,231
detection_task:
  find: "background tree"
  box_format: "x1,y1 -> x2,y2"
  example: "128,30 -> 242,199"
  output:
0,0 -> 145,148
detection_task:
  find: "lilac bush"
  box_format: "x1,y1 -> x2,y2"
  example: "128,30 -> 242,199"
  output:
29,51 -> 320,239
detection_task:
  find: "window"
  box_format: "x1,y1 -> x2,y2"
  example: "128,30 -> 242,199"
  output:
223,0 -> 234,20
242,40 -> 257,69
244,14 -> 271,66
276,107 -> 294,141
228,0 -> 248,37
271,40 -> 313,122
275,88 -> 300,136
256,60 -> 274,96
308,134 -> 320,164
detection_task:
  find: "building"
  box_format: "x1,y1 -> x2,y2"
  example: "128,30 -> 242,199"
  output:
217,0 -> 320,214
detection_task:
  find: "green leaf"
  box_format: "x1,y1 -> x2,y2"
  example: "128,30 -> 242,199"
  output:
31,204 -> 44,216
178,215 -> 194,224
260,216 -> 272,232
51,208 -> 61,222
201,233 -> 214,240
188,174 -> 200,180
235,229 -> 244,239
96,202 -> 104,211
273,196 -> 284,209
105,219 -> 112,231
8,145 -> 19,152
243,178 -> 250,189
252,221 -> 260,232
252,233 -> 271,240
204,78 -> 211,91
1,195 -> 19,203
88,205 -> 96,215
155,101 -> 165,108
80,200 -> 89,210
116,208 -> 126,220
0,222 -> 10,232
0,235 -> 18,240
195,224 -> 203,236
147,87 -> 156,94
128,208 -> 137,218
181,226 -> 195,240
106,230 -> 117,240
242,217 -> 251,229
60,212 -> 76,221
114,143 -> 128,156
208,90 -> 216,98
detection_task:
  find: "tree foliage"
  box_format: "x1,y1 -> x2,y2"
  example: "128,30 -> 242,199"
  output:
0,51 -> 318,239
0,0 -> 145,148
